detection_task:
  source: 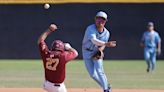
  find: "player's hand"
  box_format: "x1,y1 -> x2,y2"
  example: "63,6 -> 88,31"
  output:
157,48 -> 161,56
105,41 -> 116,47
140,43 -> 144,48
49,24 -> 57,32
64,43 -> 72,50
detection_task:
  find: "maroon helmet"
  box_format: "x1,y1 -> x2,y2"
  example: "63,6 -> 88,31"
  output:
51,40 -> 64,51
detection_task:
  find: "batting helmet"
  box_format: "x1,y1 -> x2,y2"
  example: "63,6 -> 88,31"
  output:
51,40 -> 64,51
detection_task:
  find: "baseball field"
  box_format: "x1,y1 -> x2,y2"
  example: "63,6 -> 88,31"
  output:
0,0 -> 164,92
0,60 -> 164,92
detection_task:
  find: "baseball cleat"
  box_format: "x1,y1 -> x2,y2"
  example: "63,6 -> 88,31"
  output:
104,86 -> 112,92
108,86 -> 112,92
147,68 -> 150,73
104,90 -> 109,92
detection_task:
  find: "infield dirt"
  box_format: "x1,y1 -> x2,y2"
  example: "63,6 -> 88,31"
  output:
0,88 -> 164,92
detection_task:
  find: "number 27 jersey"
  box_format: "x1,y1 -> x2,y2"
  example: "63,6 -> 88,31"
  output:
39,40 -> 76,83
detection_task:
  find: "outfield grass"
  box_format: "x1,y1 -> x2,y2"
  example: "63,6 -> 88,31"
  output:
0,60 -> 164,89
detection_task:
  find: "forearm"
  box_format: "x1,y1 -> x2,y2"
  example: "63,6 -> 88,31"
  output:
38,24 -> 57,44
91,38 -> 116,48
38,29 -> 51,44
69,48 -> 78,57
91,38 -> 106,46
140,42 -> 144,48
157,42 -> 161,49
65,43 -> 78,57
99,46 -> 106,51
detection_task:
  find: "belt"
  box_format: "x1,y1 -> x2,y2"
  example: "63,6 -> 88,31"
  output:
145,46 -> 155,48
54,84 -> 60,87
85,48 -> 93,52
46,80 -> 61,87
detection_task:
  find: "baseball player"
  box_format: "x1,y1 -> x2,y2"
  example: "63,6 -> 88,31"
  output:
140,22 -> 161,73
38,24 -> 78,92
82,11 -> 116,92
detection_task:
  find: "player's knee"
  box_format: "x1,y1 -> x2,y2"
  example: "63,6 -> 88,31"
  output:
90,74 -> 95,78
90,74 -> 97,79
144,54 -> 150,60
151,61 -> 156,67
96,69 -> 105,76
145,57 -> 150,62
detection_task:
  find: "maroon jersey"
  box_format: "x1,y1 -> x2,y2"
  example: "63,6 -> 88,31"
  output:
39,40 -> 77,83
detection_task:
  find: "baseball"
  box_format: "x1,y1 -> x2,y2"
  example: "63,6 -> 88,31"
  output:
44,4 -> 50,9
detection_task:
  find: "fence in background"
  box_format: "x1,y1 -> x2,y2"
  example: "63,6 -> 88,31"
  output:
0,3 -> 163,59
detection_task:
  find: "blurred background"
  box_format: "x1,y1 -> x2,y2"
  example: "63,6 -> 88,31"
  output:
0,1 -> 163,60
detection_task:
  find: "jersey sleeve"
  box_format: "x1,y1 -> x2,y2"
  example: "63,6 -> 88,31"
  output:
64,51 -> 77,62
38,40 -> 49,54
155,33 -> 161,44
86,27 -> 96,40
105,31 -> 110,42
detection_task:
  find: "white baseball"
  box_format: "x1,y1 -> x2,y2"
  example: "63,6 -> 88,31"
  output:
65,43 -> 72,50
44,4 -> 50,9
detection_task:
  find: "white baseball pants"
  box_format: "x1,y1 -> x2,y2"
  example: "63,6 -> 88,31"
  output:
43,81 -> 67,92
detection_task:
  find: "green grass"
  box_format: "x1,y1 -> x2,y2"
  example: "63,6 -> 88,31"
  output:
0,60 -> 164,89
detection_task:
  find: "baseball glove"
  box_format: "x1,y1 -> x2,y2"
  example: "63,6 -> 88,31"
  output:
92,49 -> 104,60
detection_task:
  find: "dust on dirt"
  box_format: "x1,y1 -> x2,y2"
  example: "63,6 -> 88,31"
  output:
0,88 -> 163,92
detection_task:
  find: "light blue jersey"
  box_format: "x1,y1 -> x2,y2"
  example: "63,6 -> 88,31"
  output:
142,31 -> 161,48
82,24 -> 110,59
141,30 -> 161,72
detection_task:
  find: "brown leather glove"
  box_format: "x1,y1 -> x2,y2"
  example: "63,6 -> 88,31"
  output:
92,49 -> 104,60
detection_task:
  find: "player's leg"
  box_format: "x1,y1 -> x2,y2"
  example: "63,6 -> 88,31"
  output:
144,49 -> 151,72
84,59 -> 102,86
150,50 -> 157,71
94,59 -> 109,91
43,81 -> 67,92
59,83 -> 67,92
43,81 -> 58,92
43,81 -> 52,92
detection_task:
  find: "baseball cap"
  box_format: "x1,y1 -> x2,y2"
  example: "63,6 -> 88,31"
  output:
95,11 -> 108,20
147,22 -> 154,27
